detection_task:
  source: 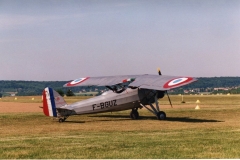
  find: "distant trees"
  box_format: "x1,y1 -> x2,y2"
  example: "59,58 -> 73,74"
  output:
0,77 -> 240,96
56,89 -> 64,97
0,81 -> 68,96
185,77 -> 240,89
0,93 -> 2,98
66,89 -> 75,96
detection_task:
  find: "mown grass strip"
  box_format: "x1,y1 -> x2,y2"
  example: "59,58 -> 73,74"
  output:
1,103 -> 240,159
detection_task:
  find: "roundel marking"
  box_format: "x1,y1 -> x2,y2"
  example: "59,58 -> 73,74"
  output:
66,77 -> 89,87
163,77 -> 193,89
168,77 -> 188,86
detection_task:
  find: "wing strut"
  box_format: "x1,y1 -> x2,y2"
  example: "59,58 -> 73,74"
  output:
166,91 -> 173,108
158,67 -> 173,108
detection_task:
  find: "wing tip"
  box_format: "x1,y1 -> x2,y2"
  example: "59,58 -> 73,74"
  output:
64,77 -> 89,87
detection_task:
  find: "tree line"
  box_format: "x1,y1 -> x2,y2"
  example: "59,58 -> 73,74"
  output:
0,77 -> 240,96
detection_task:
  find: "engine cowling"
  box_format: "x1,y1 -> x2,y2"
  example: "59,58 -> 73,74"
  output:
138,89 -> 165,105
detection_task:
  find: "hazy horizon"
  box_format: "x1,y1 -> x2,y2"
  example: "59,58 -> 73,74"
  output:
1,0 -> 239,81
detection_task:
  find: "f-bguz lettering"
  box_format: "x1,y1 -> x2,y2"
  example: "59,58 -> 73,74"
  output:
92,100 -> 117,110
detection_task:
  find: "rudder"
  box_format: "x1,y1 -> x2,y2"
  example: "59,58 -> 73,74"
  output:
42,87 -> 67,117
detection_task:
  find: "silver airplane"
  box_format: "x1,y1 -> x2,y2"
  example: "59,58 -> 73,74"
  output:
42,70 -> 197,122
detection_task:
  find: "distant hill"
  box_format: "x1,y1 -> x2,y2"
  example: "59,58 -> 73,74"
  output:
184,77 -> 240,88
0,77 -> 240,96
0,81 -> 68,96
171,77 -> 240,94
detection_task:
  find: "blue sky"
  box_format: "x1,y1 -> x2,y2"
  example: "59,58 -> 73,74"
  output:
0,0 -> 239,80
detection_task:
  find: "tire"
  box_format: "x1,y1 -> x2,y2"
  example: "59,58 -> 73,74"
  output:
157,111 -> 166,120
59,118 -> 64,123
130,110 -> 139,120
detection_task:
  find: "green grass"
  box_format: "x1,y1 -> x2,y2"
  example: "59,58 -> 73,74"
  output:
1,97 -> 240,158
1,95 -> 240,158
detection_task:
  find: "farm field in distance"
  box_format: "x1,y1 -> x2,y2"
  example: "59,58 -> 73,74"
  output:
0,94 -> 240,158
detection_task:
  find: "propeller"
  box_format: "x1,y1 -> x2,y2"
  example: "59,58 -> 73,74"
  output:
158,68 -> 162,75
157,67 -> 173,108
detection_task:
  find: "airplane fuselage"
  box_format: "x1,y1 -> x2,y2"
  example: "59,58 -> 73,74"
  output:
58,88 -> 142,116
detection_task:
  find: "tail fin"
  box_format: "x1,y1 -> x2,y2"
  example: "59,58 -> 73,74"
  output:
42,87 -> 67,117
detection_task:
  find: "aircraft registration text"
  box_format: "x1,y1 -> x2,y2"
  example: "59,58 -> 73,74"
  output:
92,100 -> 117,110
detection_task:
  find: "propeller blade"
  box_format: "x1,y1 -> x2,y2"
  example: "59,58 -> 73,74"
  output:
157,68 -> 162,75
166,91 -> 173,108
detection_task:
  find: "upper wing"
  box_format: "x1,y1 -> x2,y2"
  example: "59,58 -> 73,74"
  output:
63,75 -> 140,87
128,75 -> 197,90
63,74 -> 197,91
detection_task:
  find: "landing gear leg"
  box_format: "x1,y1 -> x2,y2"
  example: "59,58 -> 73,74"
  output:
140,103 -> 167,120
140,91 -> 167,120
130,108 -> 139,120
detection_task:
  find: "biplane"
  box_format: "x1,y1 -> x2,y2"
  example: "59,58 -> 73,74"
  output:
42,69 -> 197,122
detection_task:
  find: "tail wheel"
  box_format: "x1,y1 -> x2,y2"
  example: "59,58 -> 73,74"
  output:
59,116 -> 69,123
130,110 -> 139,120
59,118 -> 65,123
157,111 -> 166,120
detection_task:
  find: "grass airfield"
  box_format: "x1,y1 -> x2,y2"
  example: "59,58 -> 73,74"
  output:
1,95 -> 240,158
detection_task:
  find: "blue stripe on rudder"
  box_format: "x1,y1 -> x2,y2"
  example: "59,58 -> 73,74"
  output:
49,88 -> 57,117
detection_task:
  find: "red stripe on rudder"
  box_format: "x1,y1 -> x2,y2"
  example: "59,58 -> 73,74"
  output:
42,89 -> 50,116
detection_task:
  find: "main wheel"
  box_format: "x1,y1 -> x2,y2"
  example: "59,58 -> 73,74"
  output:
130,110 -> 139,120
157,111 -> 166,120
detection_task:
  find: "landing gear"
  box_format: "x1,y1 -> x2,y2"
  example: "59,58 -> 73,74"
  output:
140,103 -> 167,120
58,116 -> 69,123
130,108 -> 139,120
59,118 -> 65,123
139,90 -> 167,120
